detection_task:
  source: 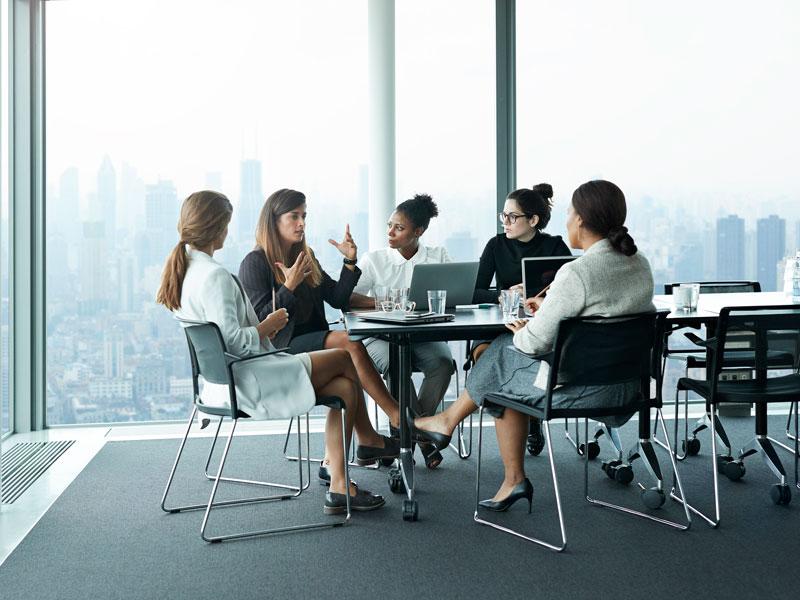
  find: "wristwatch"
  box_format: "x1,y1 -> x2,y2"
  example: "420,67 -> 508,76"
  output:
343,257 -> 357,266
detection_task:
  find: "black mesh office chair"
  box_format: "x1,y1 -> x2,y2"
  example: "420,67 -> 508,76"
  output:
656,281 -> 794,461
475,311 -> 690,552
161,319 -> 350,542
671,306 -> 800,527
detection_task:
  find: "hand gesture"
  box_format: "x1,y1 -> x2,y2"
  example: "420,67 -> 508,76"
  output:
275,251 -> 312,292
328,224 -> 357,261
523,296 -> 544,314
261,308 -> 289,339
504,318 -> 529,334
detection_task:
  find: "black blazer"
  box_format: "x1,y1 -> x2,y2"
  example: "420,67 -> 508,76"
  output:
238,248 -> 361,348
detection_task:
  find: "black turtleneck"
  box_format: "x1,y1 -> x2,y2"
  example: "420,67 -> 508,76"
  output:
472,232 -> 572,303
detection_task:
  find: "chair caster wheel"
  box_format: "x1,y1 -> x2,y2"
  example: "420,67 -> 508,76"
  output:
388,468 -> 405,494
642,487 -> 666,509
682,437 -> 701,456
770,483 -> 792,505
601,460 -> 633,485
716,455 -> 745,481
579,441 -> 600,460
380,458 -> 394,467
402,499 -> 418,521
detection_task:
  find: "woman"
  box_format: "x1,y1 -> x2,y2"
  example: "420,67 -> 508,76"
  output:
238,188 -> 400,479
352,194 -> 455,468
156,190 -> 386,513
472,183 -> 572,454
409,180 -> 654,510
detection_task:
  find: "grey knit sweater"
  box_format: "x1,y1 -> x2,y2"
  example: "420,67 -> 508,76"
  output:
513,238 -> 655,355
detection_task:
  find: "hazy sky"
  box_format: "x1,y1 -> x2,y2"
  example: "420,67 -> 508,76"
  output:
44,0 -> 800,239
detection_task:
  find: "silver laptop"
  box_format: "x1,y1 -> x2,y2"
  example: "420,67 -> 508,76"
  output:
521,256 -> 576,299
408,262 -> 480,308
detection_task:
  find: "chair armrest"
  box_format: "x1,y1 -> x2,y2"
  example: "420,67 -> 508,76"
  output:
225,348 -> 291,365
684,332 -> 716,349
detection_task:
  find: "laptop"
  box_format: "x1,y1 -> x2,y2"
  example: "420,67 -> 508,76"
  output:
521,256 -> 576,300
356,311 -> 455,326
407,261 -> 480,308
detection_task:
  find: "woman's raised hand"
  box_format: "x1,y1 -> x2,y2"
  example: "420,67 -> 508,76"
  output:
328,224 -> 357,261
275,251 -> 312,291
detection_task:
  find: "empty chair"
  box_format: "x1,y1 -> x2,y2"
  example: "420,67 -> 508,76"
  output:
672,305 -> 800,527
475,311 -> 690,552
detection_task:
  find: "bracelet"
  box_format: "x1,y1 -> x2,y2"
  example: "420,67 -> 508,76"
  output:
343,257 -> 357,266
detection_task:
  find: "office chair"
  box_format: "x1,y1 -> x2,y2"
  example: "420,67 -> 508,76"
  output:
474,311 -> 690,552
656,281 -> 794,462
671,305 -> 800,527
161,319 -> 350,542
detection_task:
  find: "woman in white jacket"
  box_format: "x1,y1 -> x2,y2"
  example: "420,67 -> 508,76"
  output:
408,180 -> 654,511
156,191 -> 386,514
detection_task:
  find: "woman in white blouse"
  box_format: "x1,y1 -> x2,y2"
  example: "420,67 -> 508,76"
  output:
352,194 -> 455,468
156,191 -> 385,514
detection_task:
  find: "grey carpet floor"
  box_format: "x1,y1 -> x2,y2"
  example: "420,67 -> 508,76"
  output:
0,415 -> 798,599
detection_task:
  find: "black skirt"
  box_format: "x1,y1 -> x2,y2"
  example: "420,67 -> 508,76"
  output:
287,330 -> 331,354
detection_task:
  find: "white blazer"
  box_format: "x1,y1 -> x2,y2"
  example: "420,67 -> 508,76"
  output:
174,247 -> 316,420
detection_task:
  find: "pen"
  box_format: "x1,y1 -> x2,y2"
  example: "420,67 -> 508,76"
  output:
273,287 -> 277,311
532,284 -> 550,300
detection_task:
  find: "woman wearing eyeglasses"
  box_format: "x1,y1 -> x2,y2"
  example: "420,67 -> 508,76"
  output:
471,184 -> 571,453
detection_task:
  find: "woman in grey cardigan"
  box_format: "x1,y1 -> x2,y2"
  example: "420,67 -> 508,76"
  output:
409,180 -> 654,511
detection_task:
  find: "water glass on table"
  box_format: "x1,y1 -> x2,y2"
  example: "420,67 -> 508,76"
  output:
501,289 -> 521,321
371,285 -> 389,311
427,290 -> 447,315
390,287 -> 410,313
674,283 -> 700,312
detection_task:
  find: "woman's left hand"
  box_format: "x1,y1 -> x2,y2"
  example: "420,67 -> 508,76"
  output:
504,319 -> 529,333
328,224 -> 357,261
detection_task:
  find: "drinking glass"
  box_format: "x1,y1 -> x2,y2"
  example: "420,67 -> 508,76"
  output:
427,290 -> 447,314
676,283 -> 700,311
390,288 -> 409,313
371,285 -> 389,311
500,289 -> 521,321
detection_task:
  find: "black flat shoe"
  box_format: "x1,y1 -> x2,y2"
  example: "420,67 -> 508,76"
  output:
356,435 -> 400,466
324,488 -> 386,514
526,417 -> 545,456
406,408 -> 451,451
478,478 -> 533,513
317,462 -> 358,487
420,443 -> 444,469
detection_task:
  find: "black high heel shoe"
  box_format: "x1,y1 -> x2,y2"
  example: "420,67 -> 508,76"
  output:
406,408 -> 451,451
478,478 -> 533,513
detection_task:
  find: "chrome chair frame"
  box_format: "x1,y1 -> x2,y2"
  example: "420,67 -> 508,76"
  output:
161,319 -> 350,542
473,312 -> 691,552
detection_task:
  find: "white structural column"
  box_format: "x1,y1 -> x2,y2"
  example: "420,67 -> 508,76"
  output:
367,0 -> 395,254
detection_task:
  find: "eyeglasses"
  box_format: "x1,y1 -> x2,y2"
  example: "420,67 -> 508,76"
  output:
498,212 -> 529,224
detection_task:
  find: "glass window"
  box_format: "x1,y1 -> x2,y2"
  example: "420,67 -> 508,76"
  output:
1,0 -> 10,436
517,1 -> 800,293
395,0 -> 496,260
45,0 -> 368,424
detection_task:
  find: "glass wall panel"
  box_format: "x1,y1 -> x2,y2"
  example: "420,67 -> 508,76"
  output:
517,1 -> 800,293
396,0 -> 496,260
45,0 -> 367,424
1,0 -> 10,436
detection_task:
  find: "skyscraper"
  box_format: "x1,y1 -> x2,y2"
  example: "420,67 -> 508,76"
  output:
79,221 -> 107,314
103,327 -> 125,378
716,215 -> 744,280
54,167 -> 80,236
145,179 -> 178,231
96,155 -> 117,251
238,159 -> 262,241
756,215 -> 786,291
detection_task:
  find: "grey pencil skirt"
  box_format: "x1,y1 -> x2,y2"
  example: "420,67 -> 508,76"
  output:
465,333 -> 640,428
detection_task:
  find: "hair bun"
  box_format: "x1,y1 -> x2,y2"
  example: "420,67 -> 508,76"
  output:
412,193 -> 439,218
532,183 -> 553,200
608,225 -> 637,256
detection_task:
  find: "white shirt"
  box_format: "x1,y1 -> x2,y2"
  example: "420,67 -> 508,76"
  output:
353,245 -> 453,295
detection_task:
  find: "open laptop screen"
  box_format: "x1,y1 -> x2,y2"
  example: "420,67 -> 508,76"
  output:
521,256 -> 576,299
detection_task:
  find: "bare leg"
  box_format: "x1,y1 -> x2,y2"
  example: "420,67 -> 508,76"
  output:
324,331 -> 400,427
487,407 -> 529,501
414,389 -> 477,437
471,342 -> 489,363
313,374 -> 359,497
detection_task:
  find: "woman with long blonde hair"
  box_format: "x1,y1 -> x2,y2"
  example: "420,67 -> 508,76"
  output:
157,190 -> 385,513
238,188 -> 401,482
